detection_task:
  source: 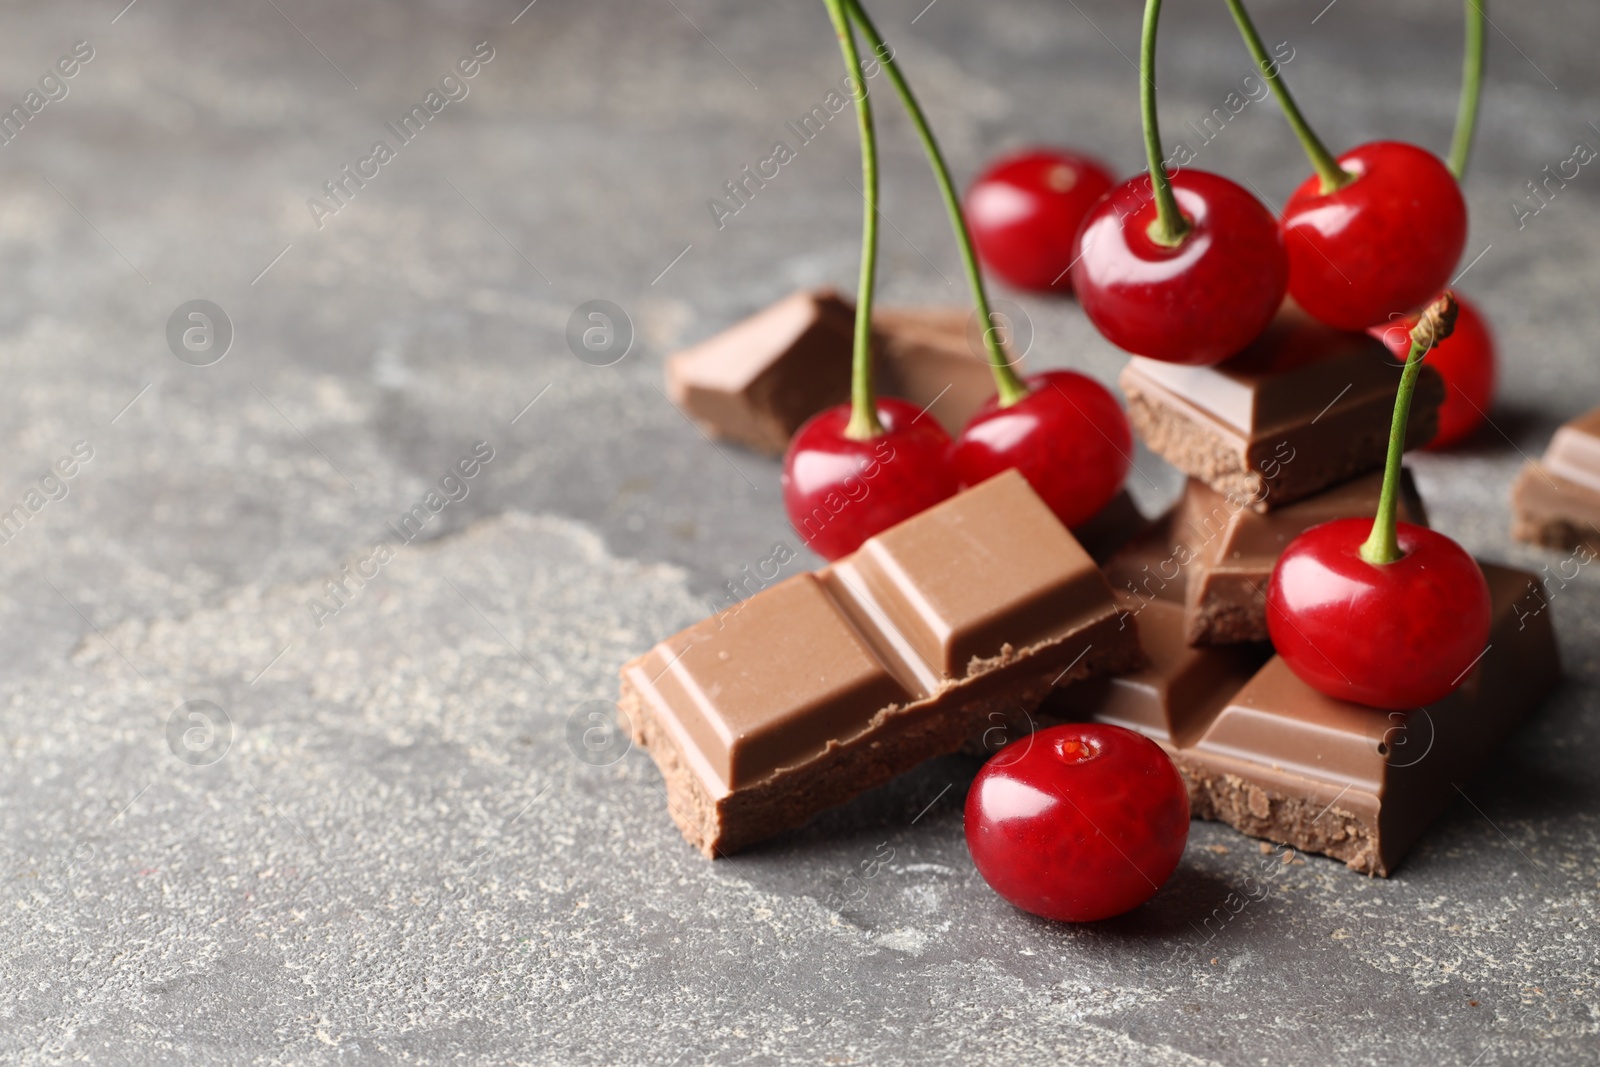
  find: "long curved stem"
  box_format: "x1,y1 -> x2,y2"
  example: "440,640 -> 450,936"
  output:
1448,0 -> 1486,179
823,0 -> 883,440
843,0 -> 1026,406
1359,293 -> 1458,565
1140,0 -> 1188,246
1222,0 -> 1353,194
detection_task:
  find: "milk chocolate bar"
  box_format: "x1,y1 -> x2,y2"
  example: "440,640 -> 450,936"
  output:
1511,405 -> 1600,554
1048,562 -> 1560,875
665,290 -> 1013,454
618,470 -> 1141,857
1119,302 -> 1444,510
1106,471 -> 1427,645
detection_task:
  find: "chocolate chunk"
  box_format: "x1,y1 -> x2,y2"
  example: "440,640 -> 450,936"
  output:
1058,562 -> 1559,875
618,470 -> 1141,857
1119,302 -> 1444,510
665,290 -> 855,455
665,290 -> 1013,455
1105,471 -> 1427,645
1511,405 -> 1600,554
1040,597 -> 1269,748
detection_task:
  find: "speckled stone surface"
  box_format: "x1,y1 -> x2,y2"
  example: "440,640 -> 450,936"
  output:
0,0 -> 1596,1063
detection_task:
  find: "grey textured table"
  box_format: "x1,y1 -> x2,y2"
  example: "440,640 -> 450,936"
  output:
1,1 -> 1596,1063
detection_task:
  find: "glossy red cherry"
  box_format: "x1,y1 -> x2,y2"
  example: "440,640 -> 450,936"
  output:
1373,295 -> 1497,449
965,148 -> 1116,294
1071,170 -> 1287,365
782,397 -> 958,560
966,722 -> 1190,923
1265,518 -> 1491,710
1283,142 -> 1467,332
951,370 -> 1130,530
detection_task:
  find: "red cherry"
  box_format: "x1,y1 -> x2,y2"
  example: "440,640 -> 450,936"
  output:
964,148 -> 1116,294
1283,142 -> 1468,331
1071,170 -> 1287,365
951,370 -> 1130,530
965,723 -> 1190,923
1372,296 -> 1497,449
1265,518 -> 1491,710
781,397 -> 958,561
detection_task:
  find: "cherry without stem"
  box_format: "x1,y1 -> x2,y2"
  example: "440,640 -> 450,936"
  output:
965,723 -> 1190,923
1373,295 -> 1497,450
1265,518 -> 1491,710
951,370 -> 1130,530
1072,170 -> 1288,365
965,148 -> 1116,294
1283,141 -> 1467,332
782,397 -> 957,561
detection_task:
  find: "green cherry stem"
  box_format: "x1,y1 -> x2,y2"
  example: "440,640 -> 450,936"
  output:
1359,292 -> 1459,566
1221,0 -> 1354,194
1448,0 -> 1486,179
823,0 -> 883,440
842,0 -> 1026,406
1139,0 -> 1189,247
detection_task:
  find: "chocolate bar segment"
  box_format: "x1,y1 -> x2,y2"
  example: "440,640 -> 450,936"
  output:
619,470 -> 1141,857
1119,302 -> 1444,510
1058,562 -> 1558,875
665,290 -> 1014,455
1511,405 -> 1600,554
1040,598 -> 1268,748
665,290 -> 855,455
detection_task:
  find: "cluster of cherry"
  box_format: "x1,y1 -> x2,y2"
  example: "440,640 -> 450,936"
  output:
782,0 -> 1498,921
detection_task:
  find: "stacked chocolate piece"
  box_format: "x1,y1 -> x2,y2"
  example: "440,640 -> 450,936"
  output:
1050,302 -> 1561,875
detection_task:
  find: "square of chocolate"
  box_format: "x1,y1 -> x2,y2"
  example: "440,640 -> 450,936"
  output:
619,470 -> 1141,857
1511,405 -> 1600,554
1119,302 -> 1443,510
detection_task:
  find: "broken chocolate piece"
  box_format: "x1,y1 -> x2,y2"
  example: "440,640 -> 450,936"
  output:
665,290 -> 1014,454
1119,302 -> 1444,510
1060,562 -> 1558,875
1511,405 -> 1600,554
618,470 -> 1141,857
665,290 -> 855,455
